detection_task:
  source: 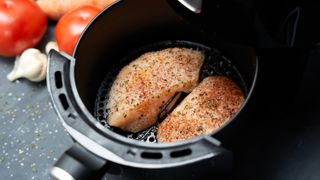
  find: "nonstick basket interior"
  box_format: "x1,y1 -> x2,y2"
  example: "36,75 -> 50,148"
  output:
93,40 -> 247,143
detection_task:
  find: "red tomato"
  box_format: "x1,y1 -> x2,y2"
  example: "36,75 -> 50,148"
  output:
55,5 -> 102,55
0,0 -> 47,57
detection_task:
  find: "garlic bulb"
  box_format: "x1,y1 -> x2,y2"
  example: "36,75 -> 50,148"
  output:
7,48 -> 47,82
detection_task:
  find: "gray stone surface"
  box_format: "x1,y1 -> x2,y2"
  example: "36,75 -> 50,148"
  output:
0,24 -> 73,180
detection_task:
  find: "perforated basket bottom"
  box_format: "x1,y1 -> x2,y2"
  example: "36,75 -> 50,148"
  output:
94,41 -> 247,143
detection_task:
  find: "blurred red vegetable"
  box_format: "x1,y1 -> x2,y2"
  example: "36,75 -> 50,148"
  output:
55,5 -> 101,55
0,0 -> 47,57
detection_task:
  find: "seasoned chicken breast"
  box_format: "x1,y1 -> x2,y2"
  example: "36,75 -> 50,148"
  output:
107,48 -> 204,133
157,76 -> 244,143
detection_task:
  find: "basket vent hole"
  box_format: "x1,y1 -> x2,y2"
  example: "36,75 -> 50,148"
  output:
141,152 -> 163,159
170,148 -> 192,158
54,71 -> 63,89
59,94 -> 69,110
98,109 -> 104,114
131,134 -> 138,139
100,120 -> 107,126
148,137 -> 155,142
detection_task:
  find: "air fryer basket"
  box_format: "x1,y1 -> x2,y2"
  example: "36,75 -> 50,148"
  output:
93,40 -> 248,143
47,0 -> 258,179
74,0 -> 257,143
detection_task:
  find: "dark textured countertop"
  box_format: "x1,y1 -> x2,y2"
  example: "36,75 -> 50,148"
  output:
0,24 -> 73,180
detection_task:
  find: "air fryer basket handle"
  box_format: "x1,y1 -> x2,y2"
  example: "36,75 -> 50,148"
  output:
47,50 -> 107,179
50,143 -> 108,180
47,49 -> 79,126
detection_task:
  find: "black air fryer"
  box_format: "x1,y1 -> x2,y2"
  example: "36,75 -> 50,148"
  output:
46,0 -> 305,179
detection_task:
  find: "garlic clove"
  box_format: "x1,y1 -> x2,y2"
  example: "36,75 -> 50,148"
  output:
7,48 -> 48,82
7,56 -> 23,81
45,41 -> 59,55
28,51 -> 47,82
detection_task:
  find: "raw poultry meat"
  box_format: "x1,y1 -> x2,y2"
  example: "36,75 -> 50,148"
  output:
107,48 -> 204,133
157,76 -> 244,143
